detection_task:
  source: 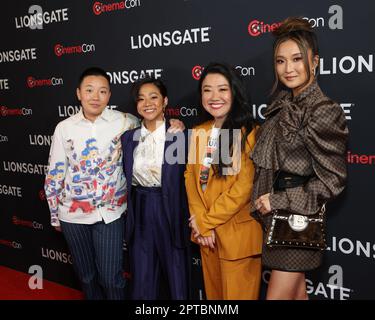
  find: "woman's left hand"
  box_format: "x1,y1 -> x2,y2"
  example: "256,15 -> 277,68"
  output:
168,119 -> 185,133
255,193 -> 272,215
197,231 -> 215,250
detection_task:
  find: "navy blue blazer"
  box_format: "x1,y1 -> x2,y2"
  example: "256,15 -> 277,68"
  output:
121,125 -> 190,249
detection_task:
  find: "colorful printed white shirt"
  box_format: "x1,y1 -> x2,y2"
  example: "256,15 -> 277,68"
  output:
44,108 -> 139,227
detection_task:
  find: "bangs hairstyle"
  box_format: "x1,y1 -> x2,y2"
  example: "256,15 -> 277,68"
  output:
271,17 -> 319,95
78,67 -> 111,88
131,77 -> 168,103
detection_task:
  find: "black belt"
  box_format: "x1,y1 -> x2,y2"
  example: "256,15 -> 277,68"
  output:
273,171 -> 311,191
133,185 -> 162,193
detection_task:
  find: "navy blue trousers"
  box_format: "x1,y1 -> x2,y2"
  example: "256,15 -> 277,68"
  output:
60,216 -> 125,300
130,186 -> 188,300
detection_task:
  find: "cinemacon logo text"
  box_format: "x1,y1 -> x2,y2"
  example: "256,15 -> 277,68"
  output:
13,216 -> 43,230
27,76 -> 63,88
131,27 -> 211,49
0,135 -> 8,143
0,239 -> 22,249
192,65 -> 255,80
165,106 -> 198,117
1,106 -> 32,117
248,20 -> 281,37
248,5 -> 343,37
54,43 -> 96,57
93,0 -> 141,15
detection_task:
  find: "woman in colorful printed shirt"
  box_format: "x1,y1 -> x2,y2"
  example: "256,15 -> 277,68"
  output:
121,78 -> 190,299
185,62 -> 263,299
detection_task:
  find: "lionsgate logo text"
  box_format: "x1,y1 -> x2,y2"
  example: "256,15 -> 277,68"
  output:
262,264 -> 352,300
0,185 -> 22,197
131,27 -> 211,49
0,48 -> 37,64
320,54 -> 373,75
58,105 -> 118,118
107,69 -> 162,85
15,6 -> 69,30
0,79 -> 10,90
41,248 -> 73,264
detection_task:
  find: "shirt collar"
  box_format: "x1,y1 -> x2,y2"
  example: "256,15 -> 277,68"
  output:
98,108 -> 113,122
71,109 -> 86,124
140,120 -> 166,140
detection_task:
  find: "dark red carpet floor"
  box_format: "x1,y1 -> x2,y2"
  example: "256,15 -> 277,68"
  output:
0,266 -> 83,300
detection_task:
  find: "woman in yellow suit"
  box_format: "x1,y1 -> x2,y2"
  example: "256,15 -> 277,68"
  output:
185,62 -> 263,300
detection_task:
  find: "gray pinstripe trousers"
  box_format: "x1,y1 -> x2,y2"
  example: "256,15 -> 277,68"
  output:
60,216 -> 126,300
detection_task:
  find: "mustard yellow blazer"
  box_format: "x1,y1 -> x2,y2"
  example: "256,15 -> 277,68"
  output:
184,121 -> 263,260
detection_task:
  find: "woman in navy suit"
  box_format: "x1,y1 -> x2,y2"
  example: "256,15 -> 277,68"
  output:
121,78 -> 190,300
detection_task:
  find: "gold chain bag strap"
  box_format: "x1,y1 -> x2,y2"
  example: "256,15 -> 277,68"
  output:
265,100 -> 331,251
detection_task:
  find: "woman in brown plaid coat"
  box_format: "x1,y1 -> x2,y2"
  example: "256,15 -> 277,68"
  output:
250,17 -> 348,299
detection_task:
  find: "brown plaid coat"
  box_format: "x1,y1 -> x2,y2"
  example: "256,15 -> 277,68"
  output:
250,80 -> 348,271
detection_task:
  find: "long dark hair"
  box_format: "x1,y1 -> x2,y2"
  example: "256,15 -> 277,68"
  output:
198,62 -> 255,177
271,17 -> 319,95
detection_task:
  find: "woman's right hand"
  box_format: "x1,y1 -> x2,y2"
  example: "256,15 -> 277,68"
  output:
189,215 -> 216,249
189,215 -> 200,238
255,193 -> 272,215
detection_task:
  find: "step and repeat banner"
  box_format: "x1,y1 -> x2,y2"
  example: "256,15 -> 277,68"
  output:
0,0 -> 374,299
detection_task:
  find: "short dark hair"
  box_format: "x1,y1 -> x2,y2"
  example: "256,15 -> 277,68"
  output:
78,67 -> 111,88
131,77 -> 168,102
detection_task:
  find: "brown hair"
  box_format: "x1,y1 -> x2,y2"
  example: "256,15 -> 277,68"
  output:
271,17 -> 319,95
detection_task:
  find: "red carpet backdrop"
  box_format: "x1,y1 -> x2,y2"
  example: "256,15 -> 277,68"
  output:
0,0 -> 374,299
